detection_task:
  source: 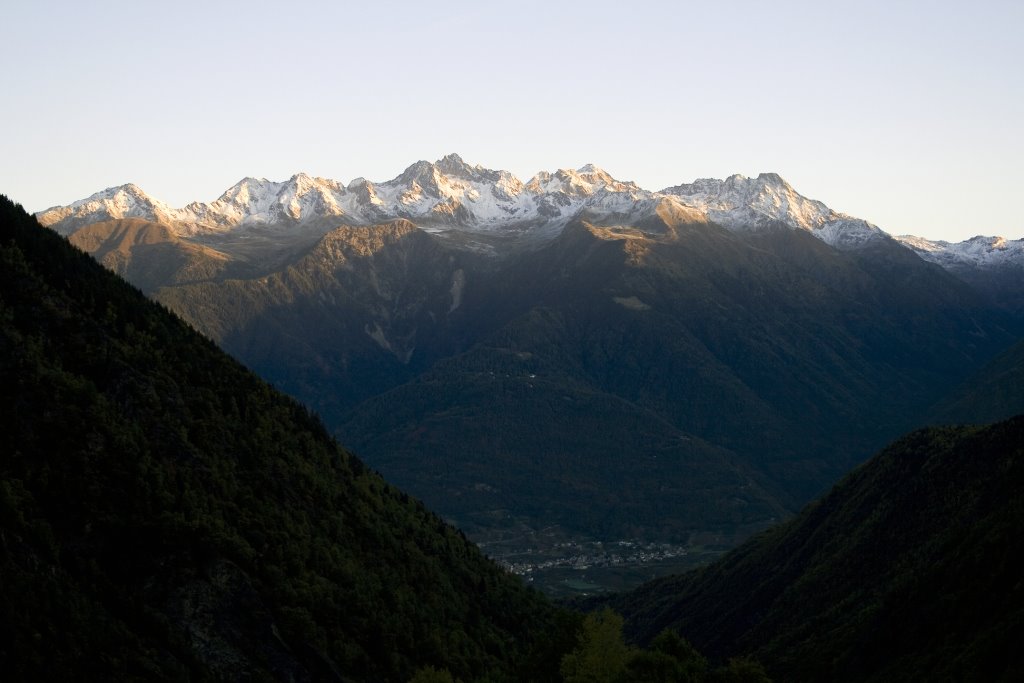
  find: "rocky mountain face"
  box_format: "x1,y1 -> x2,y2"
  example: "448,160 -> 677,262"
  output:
661,172 -> 887,249
36,157 -> 1024,592
896,234 -> 1024,269
40,154 -> 1021,270
37,154 -> 894,251
38,154 -> 650,240
42,153 -> 1022,269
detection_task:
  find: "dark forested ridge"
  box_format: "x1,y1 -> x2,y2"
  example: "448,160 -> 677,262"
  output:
609,416 -> 1024,682
0,195 -> 563,681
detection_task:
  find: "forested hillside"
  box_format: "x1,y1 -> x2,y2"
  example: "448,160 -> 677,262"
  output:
610,416 -> 1024,682
0,195 -> 563,681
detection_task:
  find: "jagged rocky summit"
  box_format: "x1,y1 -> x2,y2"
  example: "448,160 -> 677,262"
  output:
38,153 -> 1023,270
895,233 -> 1024,269
37,154 -> 895,251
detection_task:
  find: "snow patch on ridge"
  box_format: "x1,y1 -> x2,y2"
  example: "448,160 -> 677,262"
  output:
37,184 -> 187,236
39,155 -> 989,258
661,173 -> 885,250
895,234 -> 1024,268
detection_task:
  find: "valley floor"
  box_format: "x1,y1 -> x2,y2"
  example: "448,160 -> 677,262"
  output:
467,518 -> 771,597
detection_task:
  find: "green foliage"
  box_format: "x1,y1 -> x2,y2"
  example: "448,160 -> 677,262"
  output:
560,608 -> 632,682
557,611 -> 764,683
622,650 -> 690,682
0,195 -> 563,680
639,630 -> 708,681
519,607 -> 587,683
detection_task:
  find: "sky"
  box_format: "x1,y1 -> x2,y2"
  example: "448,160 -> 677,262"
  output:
1,0 -> 1021,242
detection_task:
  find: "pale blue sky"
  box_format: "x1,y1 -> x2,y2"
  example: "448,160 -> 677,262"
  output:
2,0 -> 1021,241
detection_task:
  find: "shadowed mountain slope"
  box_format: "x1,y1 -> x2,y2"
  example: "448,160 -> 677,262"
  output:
931,338 -> 1024,425
68,218 -> 231,293
153,220 -> 485,422
0,195 -> 560,681
339,219 -> 1016,544
610,416 -> 1024,682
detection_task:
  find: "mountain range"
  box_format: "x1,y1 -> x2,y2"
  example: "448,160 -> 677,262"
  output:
35,156 -> 1024,592
8,187 -> 1024,679
896,234 -> 1024,316
35,154 -> 893,248
37,154 -> 1024,313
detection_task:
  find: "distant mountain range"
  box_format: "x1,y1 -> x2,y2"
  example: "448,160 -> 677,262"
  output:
25,155 -> 923,244
896,234 -> 1024,316
38,153 -> 1023,282
38,154 -> 1023,296
35,156 -> 1024,592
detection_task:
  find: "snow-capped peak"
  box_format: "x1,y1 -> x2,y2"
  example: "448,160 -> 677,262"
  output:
434,152 -> 484,180
215,177 -> 274,204
36,183 -> 181,236
357,155 -> 531,226
525,165 -> 641,198
895,234 -> 1024,269
664,172 -> 833,231
35,158 -> 925,254
178,174 -> 351,230
662,172 -> 885,249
